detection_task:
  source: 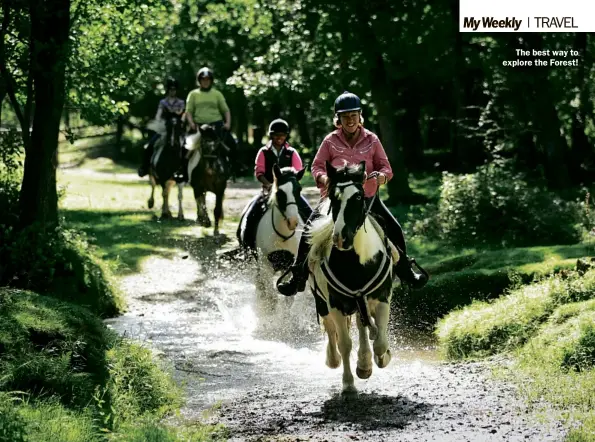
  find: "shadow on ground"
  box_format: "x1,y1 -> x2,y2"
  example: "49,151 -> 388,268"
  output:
316,392 -> 432,430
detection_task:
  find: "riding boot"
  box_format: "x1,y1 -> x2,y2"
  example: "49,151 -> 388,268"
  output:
277,233 -> 311,296
369,197 -> 429,289
394,247 -> 429,290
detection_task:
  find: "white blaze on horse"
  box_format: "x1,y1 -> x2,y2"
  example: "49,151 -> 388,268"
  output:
307,161 -> 399,394
146,112 -> 187,220
254,165 -> 306,316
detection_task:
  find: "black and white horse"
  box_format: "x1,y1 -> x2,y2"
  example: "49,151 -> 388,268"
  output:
147,110 -> 186,220
253,165 -> 306,316
307,161 -> 399,394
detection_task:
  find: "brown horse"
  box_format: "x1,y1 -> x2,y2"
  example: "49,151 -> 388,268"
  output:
188,124 -> 231,235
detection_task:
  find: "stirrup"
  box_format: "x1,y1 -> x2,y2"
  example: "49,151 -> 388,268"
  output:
409,257 -> 429,281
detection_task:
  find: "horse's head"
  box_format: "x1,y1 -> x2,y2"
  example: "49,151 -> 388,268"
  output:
199,124 -> 219,156
163,110 -> 184,149
327,160 -> 367,251
270,164 -> 306,231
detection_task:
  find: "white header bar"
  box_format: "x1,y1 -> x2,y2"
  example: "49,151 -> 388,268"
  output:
460,0 -> 593,32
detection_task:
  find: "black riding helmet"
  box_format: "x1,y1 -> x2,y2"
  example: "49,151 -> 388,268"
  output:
268,118 -> 290,136
166,77 -> 178,90
334,91 -> 362,114
197,67 -> 214,82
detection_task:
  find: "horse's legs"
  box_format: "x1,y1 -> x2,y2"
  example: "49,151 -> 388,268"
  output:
370,300 -> 392,369
329,308 -> 355,393
355,313 -> 373,379
213,185 -> 225,235
177,182 -> 185,220
255,258 -> 277,317
322,315 -> 341,369
148,175 -> 156,209
194,187 -> 211,227
161,180 -> 174,219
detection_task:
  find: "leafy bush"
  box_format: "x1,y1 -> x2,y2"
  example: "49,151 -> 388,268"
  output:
0,225 -> 124,316
432,161 -> 583,247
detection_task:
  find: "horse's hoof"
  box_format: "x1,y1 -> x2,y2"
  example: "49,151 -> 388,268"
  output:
148,198 -> 154,209
160,213 -> 172,221
178,214 -> 185,221
374,349 -> 392,369
341,384 -> 358,397
356,366 -> 373,379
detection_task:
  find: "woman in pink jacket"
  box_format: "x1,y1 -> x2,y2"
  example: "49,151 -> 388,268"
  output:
277,91 -> 429,296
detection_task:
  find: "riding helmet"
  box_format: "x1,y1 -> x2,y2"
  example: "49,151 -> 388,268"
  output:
165,77 -> 179,90
334,91 -> 362,114
197,67 -> 214,82
268,118 -> 290,135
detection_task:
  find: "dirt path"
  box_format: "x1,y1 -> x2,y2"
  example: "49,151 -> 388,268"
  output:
96,171 -> 566,442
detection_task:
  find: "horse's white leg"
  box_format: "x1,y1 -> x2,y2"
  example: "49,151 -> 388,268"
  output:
355,313 -> 373,379
255,258 -> 276,317
322,315 -> 341,369
162,181 -> 174,219
329,308 -> 355,393
148,176 -> 156,209
177,183 -> 185,220
371,300 -> 392,369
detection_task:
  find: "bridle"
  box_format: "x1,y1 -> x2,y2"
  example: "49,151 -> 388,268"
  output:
270,183 -> 299,242
328,180 -> 378,232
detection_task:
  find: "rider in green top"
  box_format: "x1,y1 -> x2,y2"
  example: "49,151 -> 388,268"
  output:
182,67 -> 237,180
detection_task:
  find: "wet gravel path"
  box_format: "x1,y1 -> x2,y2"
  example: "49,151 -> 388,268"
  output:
103,180 -> 566,442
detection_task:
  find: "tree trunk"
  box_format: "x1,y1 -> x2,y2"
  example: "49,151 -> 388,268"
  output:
368,54 -> 415,203
569,33 -> 592,183
19,0 -> 70,229
400,83 -> 424,171
294,98 -> 312,149
252,101 -> 265,149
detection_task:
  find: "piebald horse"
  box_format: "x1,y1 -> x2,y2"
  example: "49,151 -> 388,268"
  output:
254,165 -> 306,316
147,111 -> 186,220
307,161 -> 399,394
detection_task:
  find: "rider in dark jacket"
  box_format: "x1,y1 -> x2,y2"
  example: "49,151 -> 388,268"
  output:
237,119 -> 312,252
138,78 -> 185,178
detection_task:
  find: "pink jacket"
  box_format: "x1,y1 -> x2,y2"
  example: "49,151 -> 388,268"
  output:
254,142 -> 303,178
311,128 -> 393,198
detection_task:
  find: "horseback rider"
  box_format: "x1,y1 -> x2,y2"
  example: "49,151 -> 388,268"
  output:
183,67 -> 238,181
277,91 -> 429,296
138,77 -> 186,178
237,118 -> 313,252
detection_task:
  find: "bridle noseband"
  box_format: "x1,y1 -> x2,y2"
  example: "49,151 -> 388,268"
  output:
271,182 -> 299,242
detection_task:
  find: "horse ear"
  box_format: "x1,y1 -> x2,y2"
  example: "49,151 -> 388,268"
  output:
326,161 -> 336,180
296,167 -> 306,182
273,164 -> 281,180
358,161 -> 367,183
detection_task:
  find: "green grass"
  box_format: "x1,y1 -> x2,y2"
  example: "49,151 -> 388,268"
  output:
0,287 -> 221,441
436,269 -> 595,440
58,158 -> 241,274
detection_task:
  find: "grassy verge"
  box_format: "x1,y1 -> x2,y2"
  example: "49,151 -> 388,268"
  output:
436,265 -> 595,440
0,288 -> 225,441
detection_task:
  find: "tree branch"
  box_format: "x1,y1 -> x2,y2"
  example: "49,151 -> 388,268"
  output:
0,2 -> 29,147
